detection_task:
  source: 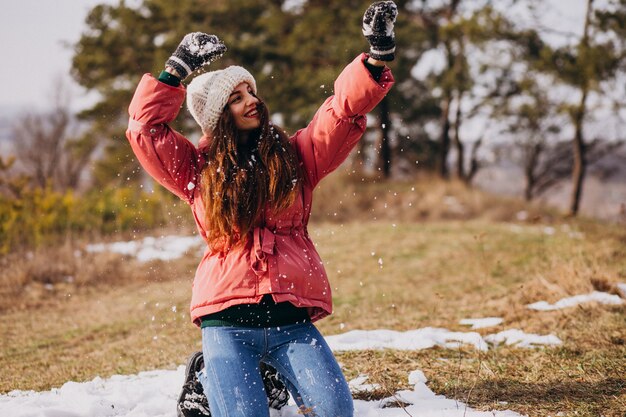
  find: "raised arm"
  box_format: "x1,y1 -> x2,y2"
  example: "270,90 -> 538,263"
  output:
126,33 -> 226,203
292,1 -> 397,188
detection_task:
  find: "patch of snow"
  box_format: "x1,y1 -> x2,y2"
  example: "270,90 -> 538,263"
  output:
527,291 -> 624,311
328,327 -> 561,352
348,374 -> 380,393
1,368 -> 183,417
460,317 -> 503,329
407,369 -> 427,385
0,366 -> 526,417
373,367 -> 524,417
616,283 -> 626,299
326,328 -> 488,352
485,329 -> 562,348
86,235 -> 204,262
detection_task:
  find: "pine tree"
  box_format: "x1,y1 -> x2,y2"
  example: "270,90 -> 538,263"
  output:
71,0 -> 433,183
523,0 -> 626,215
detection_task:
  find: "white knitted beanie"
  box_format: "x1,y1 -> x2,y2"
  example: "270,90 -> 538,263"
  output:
186,66 -> 257,135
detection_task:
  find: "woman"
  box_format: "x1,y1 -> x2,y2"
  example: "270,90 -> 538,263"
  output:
126,2 -> 397,416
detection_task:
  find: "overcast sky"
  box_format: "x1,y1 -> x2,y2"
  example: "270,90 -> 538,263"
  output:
0,0 -> 115,112
0,0 -> 586,113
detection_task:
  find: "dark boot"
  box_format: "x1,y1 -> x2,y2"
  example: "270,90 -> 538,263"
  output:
177,351 -> 210,417
261,362 -> 290,409
176,351 -> 290,415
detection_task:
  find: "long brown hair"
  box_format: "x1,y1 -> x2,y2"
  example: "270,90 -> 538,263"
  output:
200,100 -> 302,251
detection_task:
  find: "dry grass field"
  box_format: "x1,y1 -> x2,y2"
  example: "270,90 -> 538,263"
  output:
1,177 -> 624,416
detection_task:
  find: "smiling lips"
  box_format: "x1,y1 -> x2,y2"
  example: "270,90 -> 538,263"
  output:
244,108 -> 259,118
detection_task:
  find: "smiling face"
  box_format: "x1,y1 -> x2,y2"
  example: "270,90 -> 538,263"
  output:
227,82 -> 261,131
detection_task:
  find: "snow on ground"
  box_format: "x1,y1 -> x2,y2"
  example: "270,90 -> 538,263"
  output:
0,366 -> 526,417
348,375 -> 380,393
526,291 -> 624,311
459,317 -> 503,329
484,329 -> 562,349
618,283 -> 626,299
86,235 -> 204,262
327,327 -> 488,351
326,327 -> 561,352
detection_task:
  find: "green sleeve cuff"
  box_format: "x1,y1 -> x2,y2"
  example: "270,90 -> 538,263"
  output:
158,70 -> 181,87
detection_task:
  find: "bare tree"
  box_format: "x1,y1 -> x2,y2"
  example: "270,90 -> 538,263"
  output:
502,134 -> 623,202
0,156 -> 29,198
568,0 -> 594,215
10,81 -> 96,191
534,0 -> 626,215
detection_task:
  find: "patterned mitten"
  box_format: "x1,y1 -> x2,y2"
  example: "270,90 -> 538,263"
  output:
166,32 -> 227,79
362,1 -> 398,61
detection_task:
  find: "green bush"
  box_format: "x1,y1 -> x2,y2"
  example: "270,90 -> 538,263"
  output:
0,185 -> 184,254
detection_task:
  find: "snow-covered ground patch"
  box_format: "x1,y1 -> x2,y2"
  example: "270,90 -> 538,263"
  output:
459,317 -> 503,329
0,326 -> 555,416
1,366 -> 526,417
86,235 -> 204,262
527,291 -> 624,311
326,327 -> 488,352
348,375 -> 380,393
326,327 -> 560,352
615,283 -> 626,299
484,329 -> 562,348
1,368 -> 181,417
369,369 -> 525,417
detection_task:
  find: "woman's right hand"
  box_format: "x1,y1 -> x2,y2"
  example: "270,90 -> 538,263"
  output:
165,33 -> 227,80
362,1 -> 398,62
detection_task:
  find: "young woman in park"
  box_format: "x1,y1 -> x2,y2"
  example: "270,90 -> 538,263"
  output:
126,2 -> 397,416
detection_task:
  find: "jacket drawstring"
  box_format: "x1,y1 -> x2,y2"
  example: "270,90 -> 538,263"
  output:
251,226 -> 275,276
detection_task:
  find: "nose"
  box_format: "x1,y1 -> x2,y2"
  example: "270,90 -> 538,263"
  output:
244,91 -> 259,106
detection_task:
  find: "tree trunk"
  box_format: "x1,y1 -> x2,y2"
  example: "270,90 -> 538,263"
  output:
466,137 -> 481,185
438,94 -> 451,179
453,92 -> 465,180
439,34 -> 456,180
524,142 -> 541,201
378,96 -> 392,178
569,0 -> 593,216
570,90 -> 588,215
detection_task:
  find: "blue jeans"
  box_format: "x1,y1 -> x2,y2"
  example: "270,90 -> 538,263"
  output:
198,322 -> 353,417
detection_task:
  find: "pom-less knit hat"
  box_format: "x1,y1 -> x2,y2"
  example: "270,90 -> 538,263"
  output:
186,66 -> 257,135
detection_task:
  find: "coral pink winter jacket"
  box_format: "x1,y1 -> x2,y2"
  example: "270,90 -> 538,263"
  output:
126,53 -> 394,326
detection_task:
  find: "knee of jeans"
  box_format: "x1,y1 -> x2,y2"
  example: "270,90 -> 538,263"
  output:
329,398 -> 354,417
307,391 -> 354,417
